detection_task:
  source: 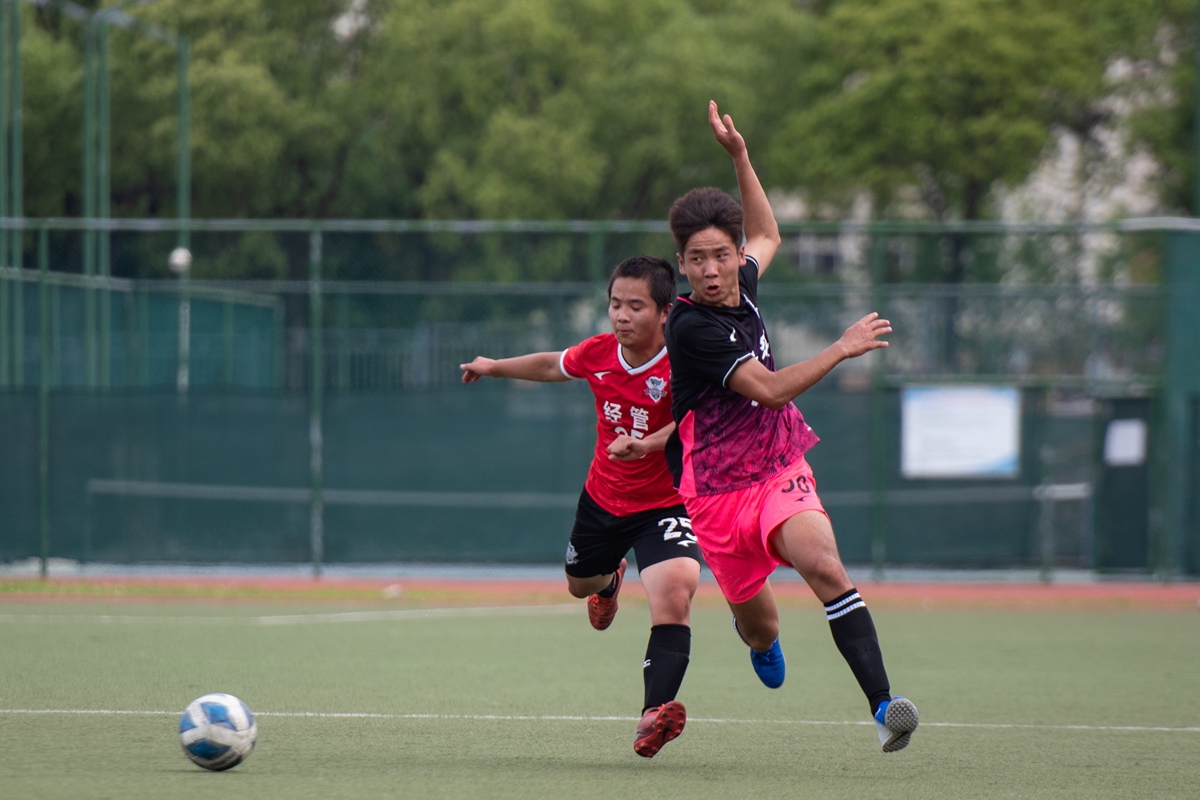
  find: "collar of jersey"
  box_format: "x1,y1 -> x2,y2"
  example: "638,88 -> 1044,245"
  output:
616,343 -> 668,375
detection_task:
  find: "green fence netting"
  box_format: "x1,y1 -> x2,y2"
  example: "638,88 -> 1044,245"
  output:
1,219 -> 1195,575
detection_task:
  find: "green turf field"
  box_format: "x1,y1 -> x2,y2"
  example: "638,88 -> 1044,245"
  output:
2,601 -> 1198,799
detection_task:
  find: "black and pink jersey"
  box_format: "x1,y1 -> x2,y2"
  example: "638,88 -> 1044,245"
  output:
664,256 -> 819,496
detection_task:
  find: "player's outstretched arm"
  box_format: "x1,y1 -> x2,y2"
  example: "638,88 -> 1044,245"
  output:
460,352 -> 570,384
726,313 -> 891,410
607,422 -> 676,462
709,100 -> 780,276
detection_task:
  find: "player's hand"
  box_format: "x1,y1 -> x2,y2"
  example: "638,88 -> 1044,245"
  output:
607,434 -> 648,462
460,356 -> 497,384
709,100 -> 747,160
837,313 -> 891,359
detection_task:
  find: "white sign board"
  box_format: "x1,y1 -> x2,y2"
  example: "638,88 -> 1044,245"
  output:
901,386 -> 1021,479
1103,419 -> 1147,467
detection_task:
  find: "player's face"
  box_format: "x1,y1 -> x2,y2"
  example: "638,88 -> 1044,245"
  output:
608,276 -> 668,351
676,227 -> 746,307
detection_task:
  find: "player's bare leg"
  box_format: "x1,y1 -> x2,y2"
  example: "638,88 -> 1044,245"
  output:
640,557 -> 699,626
567,561 -> 627,631
768,510 -> 853,603
565,571 -> 620,599
633,556 -> 700,757
729,582 -> 785,687
729,583 -> 779,651
769,510 -> 919,751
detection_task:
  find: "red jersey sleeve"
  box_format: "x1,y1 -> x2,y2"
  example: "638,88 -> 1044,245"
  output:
560,336 -> 603,380
559,343 -> 588,380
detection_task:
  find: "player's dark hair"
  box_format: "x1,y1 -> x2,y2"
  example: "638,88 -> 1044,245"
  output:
607,255 -> 677,311
668,187 -> 744,254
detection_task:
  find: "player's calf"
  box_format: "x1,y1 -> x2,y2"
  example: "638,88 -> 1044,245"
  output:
587,558 -> 626,631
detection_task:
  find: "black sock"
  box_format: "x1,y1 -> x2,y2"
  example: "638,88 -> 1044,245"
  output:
825,588 -> 891,715
596,571 -> 620,598
642,624 -> 691,713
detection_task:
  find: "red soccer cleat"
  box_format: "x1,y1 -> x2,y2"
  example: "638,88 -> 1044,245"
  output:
634,700 -> 686,758
587,558 -> 627,631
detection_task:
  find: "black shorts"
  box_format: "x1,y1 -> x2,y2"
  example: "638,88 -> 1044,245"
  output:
563,489 -> 702,578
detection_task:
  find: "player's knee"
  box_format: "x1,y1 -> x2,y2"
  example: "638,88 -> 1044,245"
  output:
661,588 -> 694,621
798,552 -> 848,587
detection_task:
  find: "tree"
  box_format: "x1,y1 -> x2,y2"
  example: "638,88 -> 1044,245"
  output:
1111,0 -> 1200,214
767,0 -> 1107,221
356,0 -> 810,220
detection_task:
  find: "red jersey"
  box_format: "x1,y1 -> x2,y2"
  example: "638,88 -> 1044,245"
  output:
559,333 -> 683,516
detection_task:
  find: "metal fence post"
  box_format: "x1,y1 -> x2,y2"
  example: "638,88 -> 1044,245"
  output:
222,301 -> 234,386
11,226 -> 20,386
309,228 -> 324,577
97,18 -> 111,389
176,36 -> 190,252
37,224 -> 48,579
9,0 -> 19,283
0,267 -> 7,389
82,18 -> 96,388
175,269 -> 190,393
1037,386 -> 1055,581
1162,231 -> 1200,577
0,1 -> 8,389
869,232 -> 887,578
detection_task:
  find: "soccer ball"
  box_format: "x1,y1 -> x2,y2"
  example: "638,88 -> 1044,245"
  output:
179,693 -> 257,771
168,247 -> 192,274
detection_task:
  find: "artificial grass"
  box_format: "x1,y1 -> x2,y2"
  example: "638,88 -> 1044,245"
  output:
1,602 -> 1197,799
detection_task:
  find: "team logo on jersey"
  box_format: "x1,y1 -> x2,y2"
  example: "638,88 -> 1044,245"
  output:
644,375 -> 666,403
565,544 -> 578,565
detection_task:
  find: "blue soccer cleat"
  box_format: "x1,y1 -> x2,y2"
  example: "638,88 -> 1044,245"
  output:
874,696 -> 919,753
750,638 -> 786,688
732,616 -> 786,688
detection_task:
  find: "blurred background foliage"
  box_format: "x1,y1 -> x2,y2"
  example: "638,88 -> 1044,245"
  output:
19,0 -> 1200,225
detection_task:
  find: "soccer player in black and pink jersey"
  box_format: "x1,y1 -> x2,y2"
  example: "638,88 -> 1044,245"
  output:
662,101 -> 919,753
460,256 -> 699,758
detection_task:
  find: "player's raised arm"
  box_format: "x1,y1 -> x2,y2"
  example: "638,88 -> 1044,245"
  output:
708,101 -> 780,276
460,352 -> 570,384
726,313 -> 891,410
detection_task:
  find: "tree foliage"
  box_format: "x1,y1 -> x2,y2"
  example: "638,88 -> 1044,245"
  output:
17,0 -> 1198,225
766,0 -> 1112,220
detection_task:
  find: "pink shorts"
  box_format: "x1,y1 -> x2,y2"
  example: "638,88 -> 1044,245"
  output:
684,457 -> 828,605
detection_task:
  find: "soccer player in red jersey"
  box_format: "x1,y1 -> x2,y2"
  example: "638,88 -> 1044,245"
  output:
461,256 -> 699,758
662,101 -> 919,752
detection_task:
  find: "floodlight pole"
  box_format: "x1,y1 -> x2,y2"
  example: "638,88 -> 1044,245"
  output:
1194,0 -> 1200,215
0,0 -> 22,388
176,35 -> 189,251
82,15 -> 96,386
97,16 -> 110,387
0,1 -> 11,390
80,0 -> 190,392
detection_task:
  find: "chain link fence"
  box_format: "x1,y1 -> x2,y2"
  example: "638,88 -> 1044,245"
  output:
0,219 -> 1194,576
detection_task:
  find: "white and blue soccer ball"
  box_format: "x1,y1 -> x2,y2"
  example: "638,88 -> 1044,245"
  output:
179,693 -> 257,771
